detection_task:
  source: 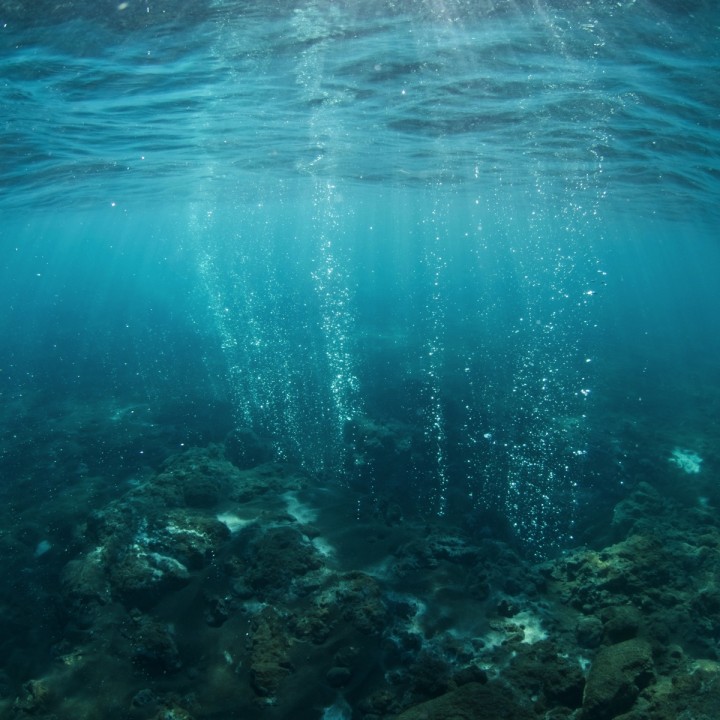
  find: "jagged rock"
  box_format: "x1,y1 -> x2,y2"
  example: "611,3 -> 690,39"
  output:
248,607 -> 293,699
636,660 -> 720,720
333,572 -> 387,633
110,547 -> 190,608
505,641 -> 585,710
244,525 -> 323,596
148,445 -> 240,508
129,612 -> 182,675
155,510 -> 230,570
13,679 -> 51,714
291,570 -> 387,647
61,547 -> 112,611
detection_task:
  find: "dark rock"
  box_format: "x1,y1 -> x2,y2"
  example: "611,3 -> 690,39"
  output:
129,614 -> 182,675
453,664 -> 488,686
505,641 -> 585,710
467,576 -> 491,601
110,547 -> 190,608
131,688 -> 156,708
326,666 -> 351,687
389,629 -> 423,657
13,679 -> 51,714
576,616 -> 604,649
245,526 -> 322,596
333,646 -> 360,667
61,549 -> 112,613
249,607 -> 293,698
158,511 -> 230,570
334,572 -> 387,633
292,572 -> 388,640
581,639 -> 654,720
396,682 -> 535,720
146,445 -> 242,508
694,583 -> 720,614
497,598 -> 519,617
610,483 -> 664,539
427,535 -> 480,565
183,475 -> 222,508
542,660 -> 586,709
359,690 -> 396,716
601,605 -> 641,643
291,571 -> 387,643
345,416 -> 414,500
203,592 -> 237,627
407,652 -> 453,699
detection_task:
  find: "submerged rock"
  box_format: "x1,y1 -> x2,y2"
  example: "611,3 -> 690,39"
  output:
581,638 -> 654,720
248,607 -> 293,700
110,546 -> 191,607
395,682 -> 534,720
243,525 -> 324,597
600,604 -> 642,643
505,640 -> 586,711
326,666 -> 352,688
576,616 -> 604,649
128,612 -> 182,675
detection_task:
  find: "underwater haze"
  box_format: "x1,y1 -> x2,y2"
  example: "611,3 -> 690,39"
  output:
1,1 -> 719,719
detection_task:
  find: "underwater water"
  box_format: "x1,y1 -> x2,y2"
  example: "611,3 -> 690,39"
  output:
1,1 -> 719,719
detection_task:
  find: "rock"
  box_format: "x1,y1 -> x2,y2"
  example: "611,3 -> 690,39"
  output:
453,664 -> 488,686
407,652 -> 453,699
129,613 -> 182,675
395,682 -> 534,720
326,666 -> 351,687
146,445 -> 242,508
291,571 -> 387,645
505,641 -> 585,710
158,511 -> 230,570
581,639 -> 654,720
249,607 -> 293,698
601,605 -> 641,643
61,547 -> 112,616
333,572 -> 387,634
13,679 -> 51,714
577,616 -> 604,649
150,705 -> 195,720
244,525 -> 323,596
542,660 -> 586,709
110,547 -> 190,608
359,690 -> 396,716
203,592 -> 237,627
609,483 -> 664,539
131,688 -> 157,708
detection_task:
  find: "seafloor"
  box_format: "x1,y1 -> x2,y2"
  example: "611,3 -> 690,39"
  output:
0,391 -> 719,720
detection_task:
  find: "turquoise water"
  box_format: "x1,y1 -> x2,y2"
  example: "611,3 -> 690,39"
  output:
1,1 -> 719,716
2,0 -> 719,545
2,0 -> 719,553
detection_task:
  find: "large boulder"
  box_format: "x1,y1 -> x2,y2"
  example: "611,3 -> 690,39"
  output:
582,639 -> 654,720
395,682 -> 534,720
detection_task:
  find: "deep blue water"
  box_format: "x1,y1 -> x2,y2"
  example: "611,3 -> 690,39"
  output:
0,0 -> 719,565
1,0 -> 720,715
